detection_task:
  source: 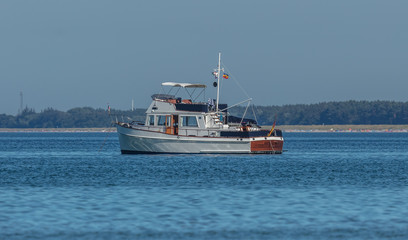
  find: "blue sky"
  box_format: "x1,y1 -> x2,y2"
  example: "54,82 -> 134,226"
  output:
1,0 -> 407,115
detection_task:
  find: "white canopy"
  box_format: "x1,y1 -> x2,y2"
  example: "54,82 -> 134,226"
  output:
162,82 -> 206,88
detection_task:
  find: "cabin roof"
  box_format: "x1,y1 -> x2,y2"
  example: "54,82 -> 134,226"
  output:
162,82 -> 206,88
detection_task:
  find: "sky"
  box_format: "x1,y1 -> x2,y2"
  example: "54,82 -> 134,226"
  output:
1,0 -> 407,115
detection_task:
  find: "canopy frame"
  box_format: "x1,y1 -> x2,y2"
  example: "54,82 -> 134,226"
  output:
160,82 -> 207,102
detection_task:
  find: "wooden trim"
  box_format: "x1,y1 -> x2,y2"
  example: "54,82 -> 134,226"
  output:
250,140 -> 283,152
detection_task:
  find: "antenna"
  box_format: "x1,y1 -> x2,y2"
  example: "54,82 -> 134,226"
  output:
132,99 -> 134,111
19,91 -> 23,114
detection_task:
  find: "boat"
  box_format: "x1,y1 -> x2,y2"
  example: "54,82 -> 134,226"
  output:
115,53 -> 284,154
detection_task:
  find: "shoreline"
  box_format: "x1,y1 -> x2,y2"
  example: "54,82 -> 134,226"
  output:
1,125 -> 408,133
0,128 -> 116,133
270,124 -> 408,133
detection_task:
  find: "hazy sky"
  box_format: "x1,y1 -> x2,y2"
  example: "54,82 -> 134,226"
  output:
1,0 -> 407,115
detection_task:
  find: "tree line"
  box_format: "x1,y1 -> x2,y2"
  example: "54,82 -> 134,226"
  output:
230,100 -> 408,125
0,107 -> 145,128
0,100 -> 407,128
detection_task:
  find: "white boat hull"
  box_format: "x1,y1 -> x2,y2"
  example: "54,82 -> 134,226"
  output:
117,124 -> 283,154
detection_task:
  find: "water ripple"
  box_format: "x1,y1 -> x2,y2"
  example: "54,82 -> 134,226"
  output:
1,132 -> 408,239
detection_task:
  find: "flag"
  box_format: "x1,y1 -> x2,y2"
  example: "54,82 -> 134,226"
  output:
212,71 -> 218,79
223,73 -> 229,79
267,118 -> 276,137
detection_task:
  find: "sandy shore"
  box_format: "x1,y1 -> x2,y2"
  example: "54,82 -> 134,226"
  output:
1,125 -> 408,133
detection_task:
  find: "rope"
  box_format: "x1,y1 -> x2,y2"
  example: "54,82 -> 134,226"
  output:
98,123 -> 114,153
222,63 -> 262,125
99,107 -> 115,153
222,64 -> 251,99
268,139 -> 275,153
251,104 -> 259,125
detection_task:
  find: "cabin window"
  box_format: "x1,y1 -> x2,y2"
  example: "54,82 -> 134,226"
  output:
157,115 -> 166,126
180,116 -> 198,127
148,115 -> 155,126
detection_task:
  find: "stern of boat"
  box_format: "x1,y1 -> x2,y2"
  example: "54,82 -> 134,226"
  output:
250,137 -> 284,154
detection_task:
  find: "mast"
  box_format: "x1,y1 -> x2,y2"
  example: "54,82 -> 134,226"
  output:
216,52 -> 222,112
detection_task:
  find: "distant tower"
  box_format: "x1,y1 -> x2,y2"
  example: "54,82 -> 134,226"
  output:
19,91 -> 23,114
132,99 -> 134,111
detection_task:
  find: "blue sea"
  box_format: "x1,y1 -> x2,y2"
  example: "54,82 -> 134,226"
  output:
1,132 -> 408,239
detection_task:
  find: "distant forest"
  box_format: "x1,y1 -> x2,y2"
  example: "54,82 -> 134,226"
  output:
0,107 -> 145,128
232,100 -> 408,125
1,100 -> 408,128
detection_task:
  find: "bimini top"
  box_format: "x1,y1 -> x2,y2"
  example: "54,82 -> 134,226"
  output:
162,82 -> 206,88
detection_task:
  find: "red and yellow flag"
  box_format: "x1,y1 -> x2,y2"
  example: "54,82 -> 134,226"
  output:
267,118 -> 276,137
